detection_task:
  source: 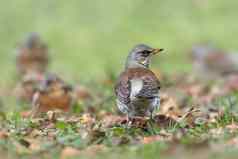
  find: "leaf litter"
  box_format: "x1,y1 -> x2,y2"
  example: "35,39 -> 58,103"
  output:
1,40 -> 238,158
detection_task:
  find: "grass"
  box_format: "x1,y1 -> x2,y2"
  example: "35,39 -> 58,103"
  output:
1,95 -> 238,159
1,0 -> 238,159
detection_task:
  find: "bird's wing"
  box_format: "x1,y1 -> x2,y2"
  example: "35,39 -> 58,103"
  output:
115,72 -> 131,105
115,68 -> 160,105
136,71 -> 160,99
205,52 -> 238,74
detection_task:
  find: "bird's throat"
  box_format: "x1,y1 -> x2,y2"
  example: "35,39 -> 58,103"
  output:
125,61 -> 149,69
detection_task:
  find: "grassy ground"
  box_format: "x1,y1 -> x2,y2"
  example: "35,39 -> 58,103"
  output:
1,0 -> 238,159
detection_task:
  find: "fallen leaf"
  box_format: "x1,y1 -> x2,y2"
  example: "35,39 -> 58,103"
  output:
142,135 -> 164,144
0,131 -> 8,139
61,147 -> 81,159
101,115 -> 127,128
80,113 -> 95,127
159,93 -> 182,120
226,123 -> 238,133
225,75 -> 238,92
154,114 -> 177,128
20,110 -> 32,118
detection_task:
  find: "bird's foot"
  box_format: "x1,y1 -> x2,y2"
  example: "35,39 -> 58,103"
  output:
125,116 -> 148,129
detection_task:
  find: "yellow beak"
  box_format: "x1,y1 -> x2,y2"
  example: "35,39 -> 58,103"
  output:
152,48 -> 164,55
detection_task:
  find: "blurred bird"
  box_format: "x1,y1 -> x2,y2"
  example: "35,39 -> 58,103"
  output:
13,73 -> 44,103
191,44 -> 238,77
16,32 -> 49,76
31,74 -> 73,116
115,44 -> 163,120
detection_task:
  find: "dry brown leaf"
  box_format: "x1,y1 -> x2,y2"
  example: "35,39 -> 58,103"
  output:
142,135 -> 164,144
159,93 -> 182,120
128,117 -> 148,129
82,145 -> 105,157
226,123 -> 238,133
20,110 -> 32,118
60,147 -> 81,159
204,106 -> 224,124
0,131 -> 8,139
65,116 -> 81,124
180,107 -> 207,127
142,130 -> 173,144
101,115 -> 127,128
79,114 -> 96,130
209,128 -> 224,139
225,75 -> 238,92
154,114 -> 177,128
226,137 -> 238,147
46,110 -> 65,121
21,138 -> 41,152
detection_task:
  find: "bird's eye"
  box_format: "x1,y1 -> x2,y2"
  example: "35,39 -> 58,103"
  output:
141,50 -> 150,57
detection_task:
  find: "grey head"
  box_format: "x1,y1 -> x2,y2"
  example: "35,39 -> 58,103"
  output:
125,44 -> 163,69
23,32 -> 46,49
191,44 -> 220,61
39,73 -> 72,93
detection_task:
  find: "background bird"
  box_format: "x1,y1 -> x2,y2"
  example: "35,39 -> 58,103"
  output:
13,73 -> 44,103
191,44 -> 238,77
16,32 -> 49,76
31,73 -> 73,116
115,44 -> 163,120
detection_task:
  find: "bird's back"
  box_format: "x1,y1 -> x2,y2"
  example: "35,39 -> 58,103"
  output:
115,68 -> 160,116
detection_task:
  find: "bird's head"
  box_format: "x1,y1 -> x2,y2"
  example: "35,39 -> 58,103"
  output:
21,32 -> 47,52
23,33 -> 41,48
38,74 -> 72,94
191,44 -> 219,61
126,44 -> 163,69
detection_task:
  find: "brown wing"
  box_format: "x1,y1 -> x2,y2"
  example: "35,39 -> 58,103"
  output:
137,71 -> 160,99
115,72 -> 131,105
115,68 -> 160,105
16,44 -> 49,74
205,52 -> 238,74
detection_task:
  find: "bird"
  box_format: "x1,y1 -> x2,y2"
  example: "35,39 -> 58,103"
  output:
191,44 -> 238,77
115,44 -> 163,121
31,73 -> 73,117
13,72 -> 44,103
16,32 -> 49,76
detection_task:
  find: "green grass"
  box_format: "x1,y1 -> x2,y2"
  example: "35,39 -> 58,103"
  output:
1,0 -> 238,159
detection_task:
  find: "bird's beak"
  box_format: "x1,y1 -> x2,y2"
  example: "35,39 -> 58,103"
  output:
151,48 -> 164,55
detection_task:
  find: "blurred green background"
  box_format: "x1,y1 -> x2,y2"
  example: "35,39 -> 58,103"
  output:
0,0 -> 238,85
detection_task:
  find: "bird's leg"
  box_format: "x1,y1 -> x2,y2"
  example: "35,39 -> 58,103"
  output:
150,111 -> 153,121
126,114 -> 132,129
148,112 -> 157,135
30,103 -> 40,118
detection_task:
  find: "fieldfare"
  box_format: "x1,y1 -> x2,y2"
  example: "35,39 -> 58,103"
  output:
31,73 -> 73,116
16,32 -> 49,76
191,44 -> 238,77
13,73 -> 44,103
115,44 -> 163,120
